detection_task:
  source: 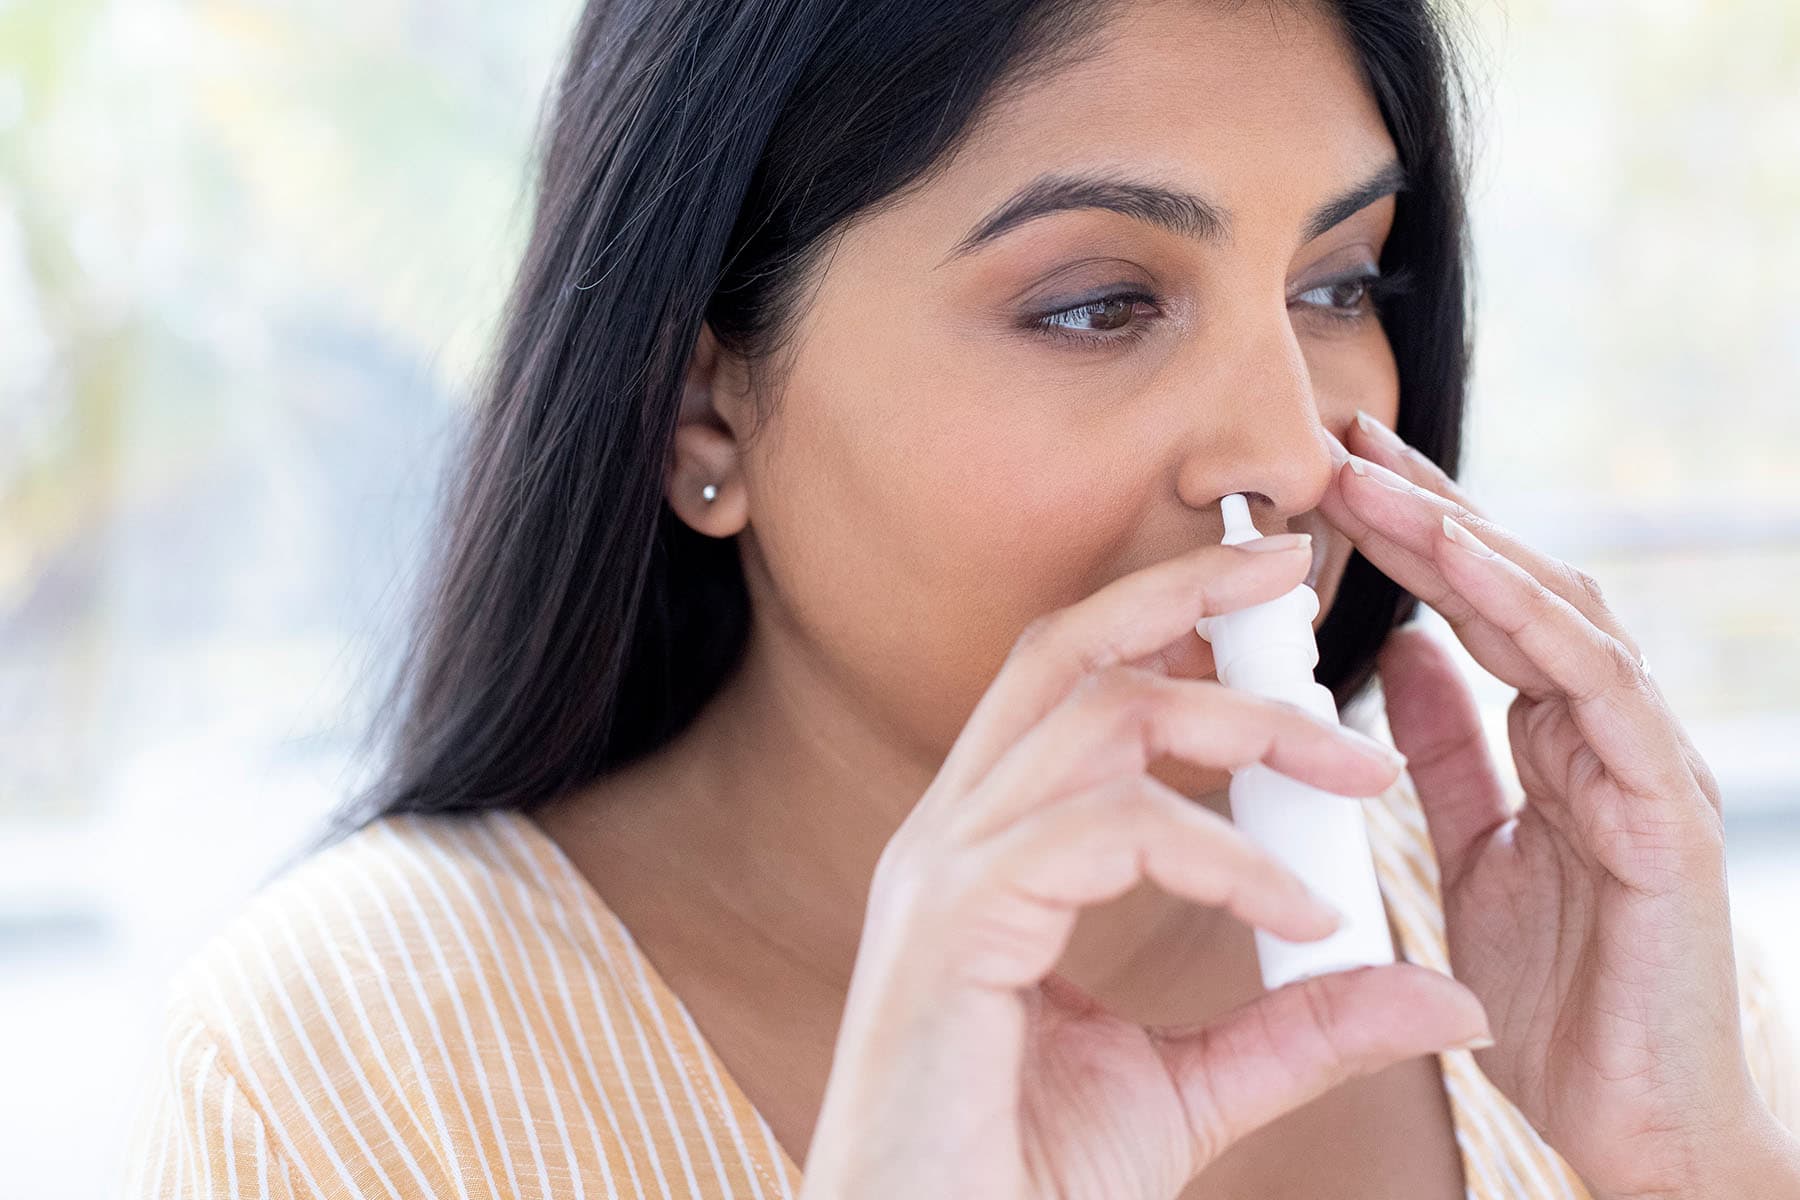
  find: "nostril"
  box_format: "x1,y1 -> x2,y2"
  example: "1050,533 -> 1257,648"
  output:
1227,490 -> 1276,510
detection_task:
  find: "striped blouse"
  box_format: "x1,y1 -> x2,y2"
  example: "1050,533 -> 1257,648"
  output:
124,767 -> 1799,1199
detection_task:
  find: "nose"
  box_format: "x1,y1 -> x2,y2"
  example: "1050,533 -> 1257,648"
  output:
1172,321 -> 1341,528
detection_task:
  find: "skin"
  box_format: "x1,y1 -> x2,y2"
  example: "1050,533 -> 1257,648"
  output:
537,1 -> 1800,1195
587,0 -> 1402,1022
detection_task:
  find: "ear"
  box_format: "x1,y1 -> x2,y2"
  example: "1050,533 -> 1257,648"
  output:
667,321 -> 752,537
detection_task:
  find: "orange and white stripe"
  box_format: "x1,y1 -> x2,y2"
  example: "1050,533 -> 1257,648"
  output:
124,762 -> 1798,1198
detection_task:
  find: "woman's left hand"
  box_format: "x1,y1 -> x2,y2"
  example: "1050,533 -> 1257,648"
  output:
1316,411 -> 1800,1200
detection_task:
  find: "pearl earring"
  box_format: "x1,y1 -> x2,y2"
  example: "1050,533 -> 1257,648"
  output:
701,483 -> 718,503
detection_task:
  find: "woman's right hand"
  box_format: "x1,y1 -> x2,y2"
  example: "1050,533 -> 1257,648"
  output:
798,534 -> 1494,1199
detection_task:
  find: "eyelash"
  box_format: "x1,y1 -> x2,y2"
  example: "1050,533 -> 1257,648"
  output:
1026,265 -> 1417,348
1028,289 -> 1162,348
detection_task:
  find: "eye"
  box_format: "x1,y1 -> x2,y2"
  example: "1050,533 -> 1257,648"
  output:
1027,288 -> 1162,347
1292,265 -> 1415,326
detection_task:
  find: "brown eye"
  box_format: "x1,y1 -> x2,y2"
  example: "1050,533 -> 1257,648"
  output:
1053,296 -> 1136,332
1293,265 -> 1415,327
1029,289 -> 1161,346
1295,275 -> 1374,315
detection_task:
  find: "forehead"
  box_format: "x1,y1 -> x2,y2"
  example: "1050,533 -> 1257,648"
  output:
900,0 -> 1395,238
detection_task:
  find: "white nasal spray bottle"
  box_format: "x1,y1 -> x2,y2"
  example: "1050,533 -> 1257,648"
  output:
1193,493 -> 1396,990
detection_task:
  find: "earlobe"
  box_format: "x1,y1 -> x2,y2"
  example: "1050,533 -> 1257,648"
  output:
666,421 -> 747,536
666,322 -> 750,537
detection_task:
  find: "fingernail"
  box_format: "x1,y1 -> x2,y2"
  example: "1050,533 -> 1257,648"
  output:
1347,455 -> 1415,492
1354,409 -> 1398,445
1325,431 -> 1350,467
1441,515 -> 1496,558
1239,532 -> 1312,553
1354,412 -> 1440,475
1356,411 -> 1416,462
1448,1030 -> 1495,1052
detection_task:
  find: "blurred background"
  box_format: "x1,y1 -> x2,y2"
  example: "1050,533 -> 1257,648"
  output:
2,0 -> 1796,1194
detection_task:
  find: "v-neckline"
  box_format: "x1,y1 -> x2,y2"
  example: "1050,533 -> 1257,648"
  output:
504,809 -> 810,1192
507,787 -> 1482,1200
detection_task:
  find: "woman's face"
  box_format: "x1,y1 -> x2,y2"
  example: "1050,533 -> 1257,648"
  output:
700,0 -> 1402,763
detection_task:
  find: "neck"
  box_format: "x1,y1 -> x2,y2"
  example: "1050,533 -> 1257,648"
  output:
545,618 -> 1250,1025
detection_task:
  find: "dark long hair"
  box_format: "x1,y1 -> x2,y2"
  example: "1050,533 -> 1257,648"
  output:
353,0 -> 1479,823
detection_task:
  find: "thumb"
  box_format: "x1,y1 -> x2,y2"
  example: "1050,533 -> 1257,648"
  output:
1151,962 -> 1491,1168
1377,623 -> 1512,892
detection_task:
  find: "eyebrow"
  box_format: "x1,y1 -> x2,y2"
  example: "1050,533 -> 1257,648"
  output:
937,158 -> 1408,265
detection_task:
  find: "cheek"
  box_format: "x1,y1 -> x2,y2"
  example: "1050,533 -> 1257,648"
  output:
1306,320 -> 1401,425
834,340 -> 1138,606
1302,323 -> 1398,605
747,345 -> 1139,753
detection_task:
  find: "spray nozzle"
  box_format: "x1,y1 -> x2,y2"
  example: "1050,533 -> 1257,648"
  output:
1195,491 -> 1322,692
1219,492 -> 1260,545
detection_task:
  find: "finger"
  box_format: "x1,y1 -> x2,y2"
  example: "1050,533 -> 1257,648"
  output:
1129,624 -> 1218,682
1342,411 -> 1485,519
948,774 -> 1343,992
1375,626 -> 1513,891
1153,962 -> 1492,1168
1332,418 -> 1641,659
1520,680 -> 1721,818
1334,426 -> 1718,824
929,538 -> 1316,804
952,664 -> 1406,843
1316,460 -> 1553,693
1323,461 -> 1645,698
1503,691 -> 1601,837
1433,513 -> 1692,805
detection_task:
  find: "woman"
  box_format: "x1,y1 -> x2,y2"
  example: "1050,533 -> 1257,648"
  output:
124,0 -> 1800,1196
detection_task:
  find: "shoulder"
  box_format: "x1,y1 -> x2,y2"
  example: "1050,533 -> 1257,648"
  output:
127,809 -> 635,1197
168,810 -> 572,1044
125,981 -> 316,1200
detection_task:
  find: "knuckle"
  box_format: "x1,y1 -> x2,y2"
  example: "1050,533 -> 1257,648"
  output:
1166,1035 -> 1232,1165
1601,633 -> 1639,681
1083,662 -> 1152,715
865,857 -> 923,936
870,835 -> 972,933
873,824 -> 950,898
1190,575 -> 1230,622
1010,613 -> 1058,658
1564,562 -> 1609,610
1073,630 -> 1134,678
868,834 -> 922,904
1182,1085 -> 1230,1168
1096,668 -> 1176,754
1121,778 -> 1174,827
1011,611 -> 1125,678
1293,977 -> 1356,1075
1689,804 -> 1727,860
1687,752 -> 1724,812
1511,691 -> 1560,746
